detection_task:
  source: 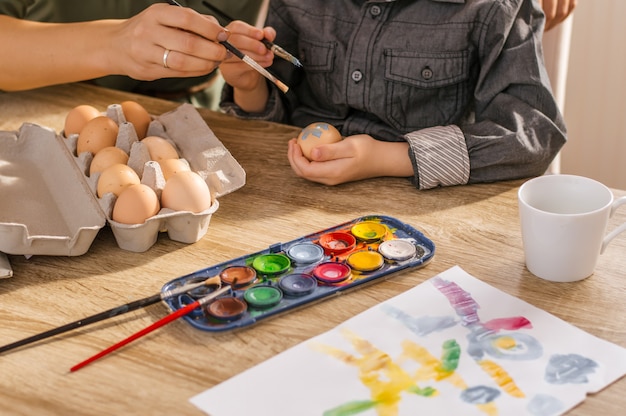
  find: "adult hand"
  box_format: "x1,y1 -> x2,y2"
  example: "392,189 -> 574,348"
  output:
0,3 -> 231,91
110,3 -> 230,80
538,0 -> 577,31
287,135 -> 412,186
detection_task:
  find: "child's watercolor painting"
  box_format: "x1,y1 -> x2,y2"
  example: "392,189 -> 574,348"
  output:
190,266 -> 626,416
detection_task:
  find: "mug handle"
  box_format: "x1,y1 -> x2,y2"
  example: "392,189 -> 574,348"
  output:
601,196 -> 626,253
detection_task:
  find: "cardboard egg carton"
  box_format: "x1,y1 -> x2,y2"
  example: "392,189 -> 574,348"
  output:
0,103 -> 245,255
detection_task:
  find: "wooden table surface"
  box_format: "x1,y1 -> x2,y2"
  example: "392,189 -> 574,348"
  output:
1,83 -> 625,416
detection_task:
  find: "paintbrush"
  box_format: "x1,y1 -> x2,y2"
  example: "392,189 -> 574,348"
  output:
70,285 -> 231,372
165,0 -> 289,93
0,275 -> 221,355
201,0 -> 302,68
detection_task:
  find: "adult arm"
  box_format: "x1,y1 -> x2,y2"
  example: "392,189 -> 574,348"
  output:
0,4 -> 229,91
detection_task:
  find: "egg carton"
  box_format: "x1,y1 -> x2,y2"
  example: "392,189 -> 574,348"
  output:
0,104 -> 245,255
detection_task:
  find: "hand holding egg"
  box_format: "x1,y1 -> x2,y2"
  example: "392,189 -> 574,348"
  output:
296,122 -> 342,160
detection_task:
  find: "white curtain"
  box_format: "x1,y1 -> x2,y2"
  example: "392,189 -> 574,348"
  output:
543,16 -> 574,174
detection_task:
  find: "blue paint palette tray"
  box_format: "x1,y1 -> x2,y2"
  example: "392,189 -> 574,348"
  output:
161,215 -> 435,332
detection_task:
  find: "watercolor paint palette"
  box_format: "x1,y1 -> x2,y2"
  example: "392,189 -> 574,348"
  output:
161,215 -> 435,332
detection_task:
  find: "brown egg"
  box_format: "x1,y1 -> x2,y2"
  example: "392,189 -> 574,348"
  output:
77,116 -> 119,156
112,184 -> 160,224
121,101 -> 151,139
141,136 -> 179,162
161,171 -> 212,213
90,146 -> 129,175
297,122 -> 342,160
159,158 -> 191,180
97,163 -> 140,198
64,104 -> 101,137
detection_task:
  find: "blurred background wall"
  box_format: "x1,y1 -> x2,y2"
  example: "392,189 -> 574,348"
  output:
554,0 -> 626,189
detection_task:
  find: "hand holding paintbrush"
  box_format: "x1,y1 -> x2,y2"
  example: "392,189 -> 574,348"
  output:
165,0 -> 289,93
201,0 -> 302,68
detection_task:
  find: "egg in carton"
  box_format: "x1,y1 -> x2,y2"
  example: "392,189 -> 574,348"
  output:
65,103 -> 245,253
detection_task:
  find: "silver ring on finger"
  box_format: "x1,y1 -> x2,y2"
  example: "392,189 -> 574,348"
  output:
163,49 -> 171,69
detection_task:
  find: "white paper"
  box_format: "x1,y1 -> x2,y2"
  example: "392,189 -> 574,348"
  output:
190,266 -> 626,416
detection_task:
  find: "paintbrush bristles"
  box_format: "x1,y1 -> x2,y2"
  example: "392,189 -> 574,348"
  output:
202,0 -> 302,68
267,43 -> 303,68
204,275 -> 222,287
160,274 -> 221,298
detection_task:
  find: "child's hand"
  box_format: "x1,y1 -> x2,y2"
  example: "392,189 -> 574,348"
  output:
537,0 -> 576,31
219,21 -> 276,91
287,135 -> 413,185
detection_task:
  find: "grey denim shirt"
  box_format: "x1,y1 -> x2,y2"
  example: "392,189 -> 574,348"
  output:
221,0 -> 567,189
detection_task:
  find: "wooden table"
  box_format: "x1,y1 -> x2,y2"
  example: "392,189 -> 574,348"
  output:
1,83 -> 624,416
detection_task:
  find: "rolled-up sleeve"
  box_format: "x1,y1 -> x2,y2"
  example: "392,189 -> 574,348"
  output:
406,125 -> 470,189
405,0 -> 566,189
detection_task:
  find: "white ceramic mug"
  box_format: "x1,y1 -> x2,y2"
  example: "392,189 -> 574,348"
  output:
518,174 -> 626,282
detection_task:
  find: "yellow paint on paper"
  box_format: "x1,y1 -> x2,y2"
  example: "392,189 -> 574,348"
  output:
478,359 -> 525,398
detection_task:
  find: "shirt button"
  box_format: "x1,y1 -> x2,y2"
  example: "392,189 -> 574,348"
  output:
421,67 -> 433,80
370,5 -> 381,16
351,70 -> 363,83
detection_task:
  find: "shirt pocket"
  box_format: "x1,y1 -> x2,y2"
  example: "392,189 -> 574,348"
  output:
383,50 -> 470,131
298,39 -> 341,106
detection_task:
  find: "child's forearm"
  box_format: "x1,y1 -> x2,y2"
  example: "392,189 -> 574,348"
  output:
232,80 -> 270,113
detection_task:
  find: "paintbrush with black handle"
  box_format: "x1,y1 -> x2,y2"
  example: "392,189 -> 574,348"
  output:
165,0 -> 289,92
201,0 -> 302,67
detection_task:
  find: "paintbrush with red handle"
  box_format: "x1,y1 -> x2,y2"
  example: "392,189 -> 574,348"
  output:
0,275 -> 221,355
70,285 -> 231,372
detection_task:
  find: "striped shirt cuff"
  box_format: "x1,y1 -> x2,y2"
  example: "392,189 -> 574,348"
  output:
405,125 -> 470,189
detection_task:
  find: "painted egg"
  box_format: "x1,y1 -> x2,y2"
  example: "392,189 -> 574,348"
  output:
141,136 -> 179,162
161,170 -> 211,213
90,146 -> 129,176
297,122 -> 342,160
97,163 -> 141,198
64,104 -> 101,137
121,100 -> 151,139
112,183 -> 160,224
76,115 -> 119,156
